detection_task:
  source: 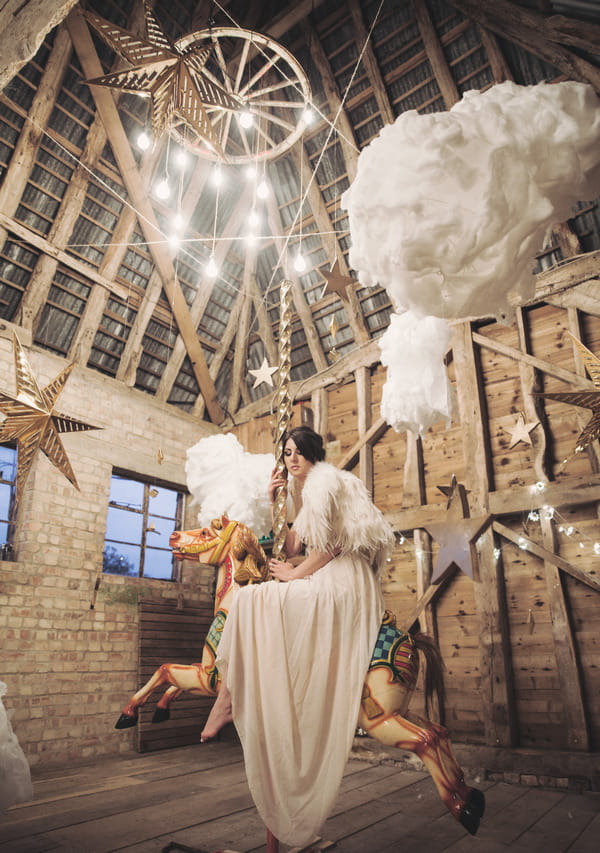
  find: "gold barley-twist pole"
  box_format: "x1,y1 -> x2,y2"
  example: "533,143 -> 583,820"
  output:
271,278 -> 293,560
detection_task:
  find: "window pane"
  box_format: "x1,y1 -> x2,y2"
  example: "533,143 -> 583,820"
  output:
0,486 -> 10,518
109,475 -> 144,508
103,543 -> 140,576
106,505 -> 143,543
143,547 -> 175,580
148,484 -> 178,517
0,445 -> 17,479
147,514 -> 176,548
0,521 -> 9,544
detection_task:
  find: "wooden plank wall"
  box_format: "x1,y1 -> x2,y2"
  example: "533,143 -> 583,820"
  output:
137,599 -> 214,752
232,275 -> 600,761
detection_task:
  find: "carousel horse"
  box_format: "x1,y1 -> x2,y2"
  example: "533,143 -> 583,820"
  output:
115,516 -> 485,836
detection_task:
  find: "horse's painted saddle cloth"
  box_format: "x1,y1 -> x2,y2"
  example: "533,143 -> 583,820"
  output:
205,608 -> 419,690
369,611 -> 419,688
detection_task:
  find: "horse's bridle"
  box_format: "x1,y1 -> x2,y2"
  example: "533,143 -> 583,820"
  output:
177,520 -> 238,562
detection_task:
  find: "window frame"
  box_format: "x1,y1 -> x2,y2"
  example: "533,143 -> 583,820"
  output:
103,469 -> 186,582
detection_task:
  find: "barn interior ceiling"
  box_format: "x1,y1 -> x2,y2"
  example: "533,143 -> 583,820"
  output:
0,0 -> 599,428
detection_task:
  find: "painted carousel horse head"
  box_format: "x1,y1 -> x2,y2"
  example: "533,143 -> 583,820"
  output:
170,515 -> 270,586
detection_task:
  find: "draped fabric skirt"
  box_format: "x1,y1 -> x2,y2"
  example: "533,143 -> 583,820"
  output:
216,555 -> 384,847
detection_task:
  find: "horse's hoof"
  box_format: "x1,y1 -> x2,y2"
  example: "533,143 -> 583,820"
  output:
459,788 -> 485,835
152,707 -> 170,723
115,712 -> 138,729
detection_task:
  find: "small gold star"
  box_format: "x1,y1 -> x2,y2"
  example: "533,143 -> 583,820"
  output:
504,414 -> 538,448
248,357 -> 278,389
321,259 -> 354,302
0,335 -> 100,503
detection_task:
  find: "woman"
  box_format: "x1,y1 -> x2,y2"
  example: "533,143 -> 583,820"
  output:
201,425 -> 395,847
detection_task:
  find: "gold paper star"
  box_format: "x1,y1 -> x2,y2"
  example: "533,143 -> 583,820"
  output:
504,414 -> 538,448
248,357 -> 278,389
533,336 -> 600,454
0,335 -> 100,502
84,2 -> 240,158
321,259 -> 354,302
425,476 -> 491,582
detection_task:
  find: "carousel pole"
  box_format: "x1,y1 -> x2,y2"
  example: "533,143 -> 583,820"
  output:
261,277 -> 294,853
271,277 -> 293,561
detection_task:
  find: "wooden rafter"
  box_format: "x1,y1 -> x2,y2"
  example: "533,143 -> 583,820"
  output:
414,0 -> 460,108
66,7 -> 225,423
228,248 -> 259,413
447,0 -> 600,91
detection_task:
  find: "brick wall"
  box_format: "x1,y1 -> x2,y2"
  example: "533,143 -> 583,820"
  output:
0,325 -> 219,767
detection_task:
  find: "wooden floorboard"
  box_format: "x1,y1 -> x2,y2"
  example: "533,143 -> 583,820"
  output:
1,743 -> 598,853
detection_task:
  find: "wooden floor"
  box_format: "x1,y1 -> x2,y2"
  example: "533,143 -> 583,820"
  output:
1,742 -> 599,853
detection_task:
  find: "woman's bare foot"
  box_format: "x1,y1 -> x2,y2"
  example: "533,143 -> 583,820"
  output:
200,686 -> 233,742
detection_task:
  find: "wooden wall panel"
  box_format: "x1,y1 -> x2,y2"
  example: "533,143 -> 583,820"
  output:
137,599 -> 214,753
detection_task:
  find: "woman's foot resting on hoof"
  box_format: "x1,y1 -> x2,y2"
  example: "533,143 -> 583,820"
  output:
200,686 -> 233,742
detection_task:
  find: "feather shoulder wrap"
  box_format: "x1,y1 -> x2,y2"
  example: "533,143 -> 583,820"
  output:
292,462 -> 395,574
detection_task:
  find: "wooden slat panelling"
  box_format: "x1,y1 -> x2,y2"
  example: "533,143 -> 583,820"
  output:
137,599 -> 214,753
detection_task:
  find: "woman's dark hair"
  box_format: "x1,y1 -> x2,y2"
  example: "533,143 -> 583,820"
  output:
284,425 -> 325,463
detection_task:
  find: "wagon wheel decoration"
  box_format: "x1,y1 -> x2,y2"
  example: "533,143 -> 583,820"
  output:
173,27 -> 312,163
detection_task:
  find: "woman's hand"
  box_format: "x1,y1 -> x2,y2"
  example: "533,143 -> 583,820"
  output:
268,466 -> 287,505
269,558 -> 296,582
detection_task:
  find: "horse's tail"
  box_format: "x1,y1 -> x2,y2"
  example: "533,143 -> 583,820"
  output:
412,630 -> 446,718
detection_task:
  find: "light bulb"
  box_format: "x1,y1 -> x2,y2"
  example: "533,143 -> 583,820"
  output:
205,255 -> 218,277
528,510 -> 539,522
493,547 -> 501,560
302,106 -> 315,125
256,179 -> 269,199
534,481 -> 546,492
173,148 -> 188,170
245,165 -> 257,181
155,178 -> 170,200
245,232 -> 258,247
594,542 -> 600,555
168,233 -> 180,250
171,212 -> 184,231
137,131 -> 151,151
239,109 -> 253,128
248,208 -> 260,228
518,537 -> 528,550
294,252 -> 307,273
212,165 -> 224,187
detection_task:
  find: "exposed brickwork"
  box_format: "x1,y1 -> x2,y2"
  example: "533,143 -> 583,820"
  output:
0,334 -> 218,767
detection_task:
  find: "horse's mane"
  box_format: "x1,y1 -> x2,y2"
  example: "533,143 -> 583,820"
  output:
230,521 -> 270,586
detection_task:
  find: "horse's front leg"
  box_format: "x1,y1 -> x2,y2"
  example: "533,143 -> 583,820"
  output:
359,668 -> 485,836
115,660 -> 218,729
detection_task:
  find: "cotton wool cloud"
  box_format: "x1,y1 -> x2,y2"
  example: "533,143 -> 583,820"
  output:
342,81 -> 600,322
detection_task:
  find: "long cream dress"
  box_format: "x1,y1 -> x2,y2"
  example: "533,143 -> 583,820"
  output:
215,461 -> 394,847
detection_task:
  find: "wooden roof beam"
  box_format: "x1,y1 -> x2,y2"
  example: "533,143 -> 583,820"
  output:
66,7 -> 225,424
414,0 -> 460,108
349,0 -> 396,126
447,0 -> 600,91
228,247 -> 259,414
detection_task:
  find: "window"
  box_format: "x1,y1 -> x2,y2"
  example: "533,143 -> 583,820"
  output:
0,445 -> 17,556
103,472 -> 185,580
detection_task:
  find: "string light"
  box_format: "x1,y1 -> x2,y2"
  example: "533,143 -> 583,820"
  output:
294,251 -> 307,273
518,537 -> 528,550
205,255 -> 218,277
594,543 -> 600,555
528,510 -> 540,522
302,106 -> 315,125
137,130 -> 151,151
256,178 -> 269,199
154,178 -> 170,200
493,547 -> 501,560
168,233 -> 180,249
239,109 -> 254,128
173,148 -> 188,170
534,481 -> 546,493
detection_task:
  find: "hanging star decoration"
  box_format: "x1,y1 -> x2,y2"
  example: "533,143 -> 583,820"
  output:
248,357 -> 278,389
83,1 -> 240,158
321,259 -> 354,302
504,413 -> 539,448
533,335 -> 600,455
0,335 -> 100,503
424,475 -> 492,583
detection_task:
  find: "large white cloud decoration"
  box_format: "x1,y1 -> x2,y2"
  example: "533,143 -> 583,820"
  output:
342,81 -> 600,323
